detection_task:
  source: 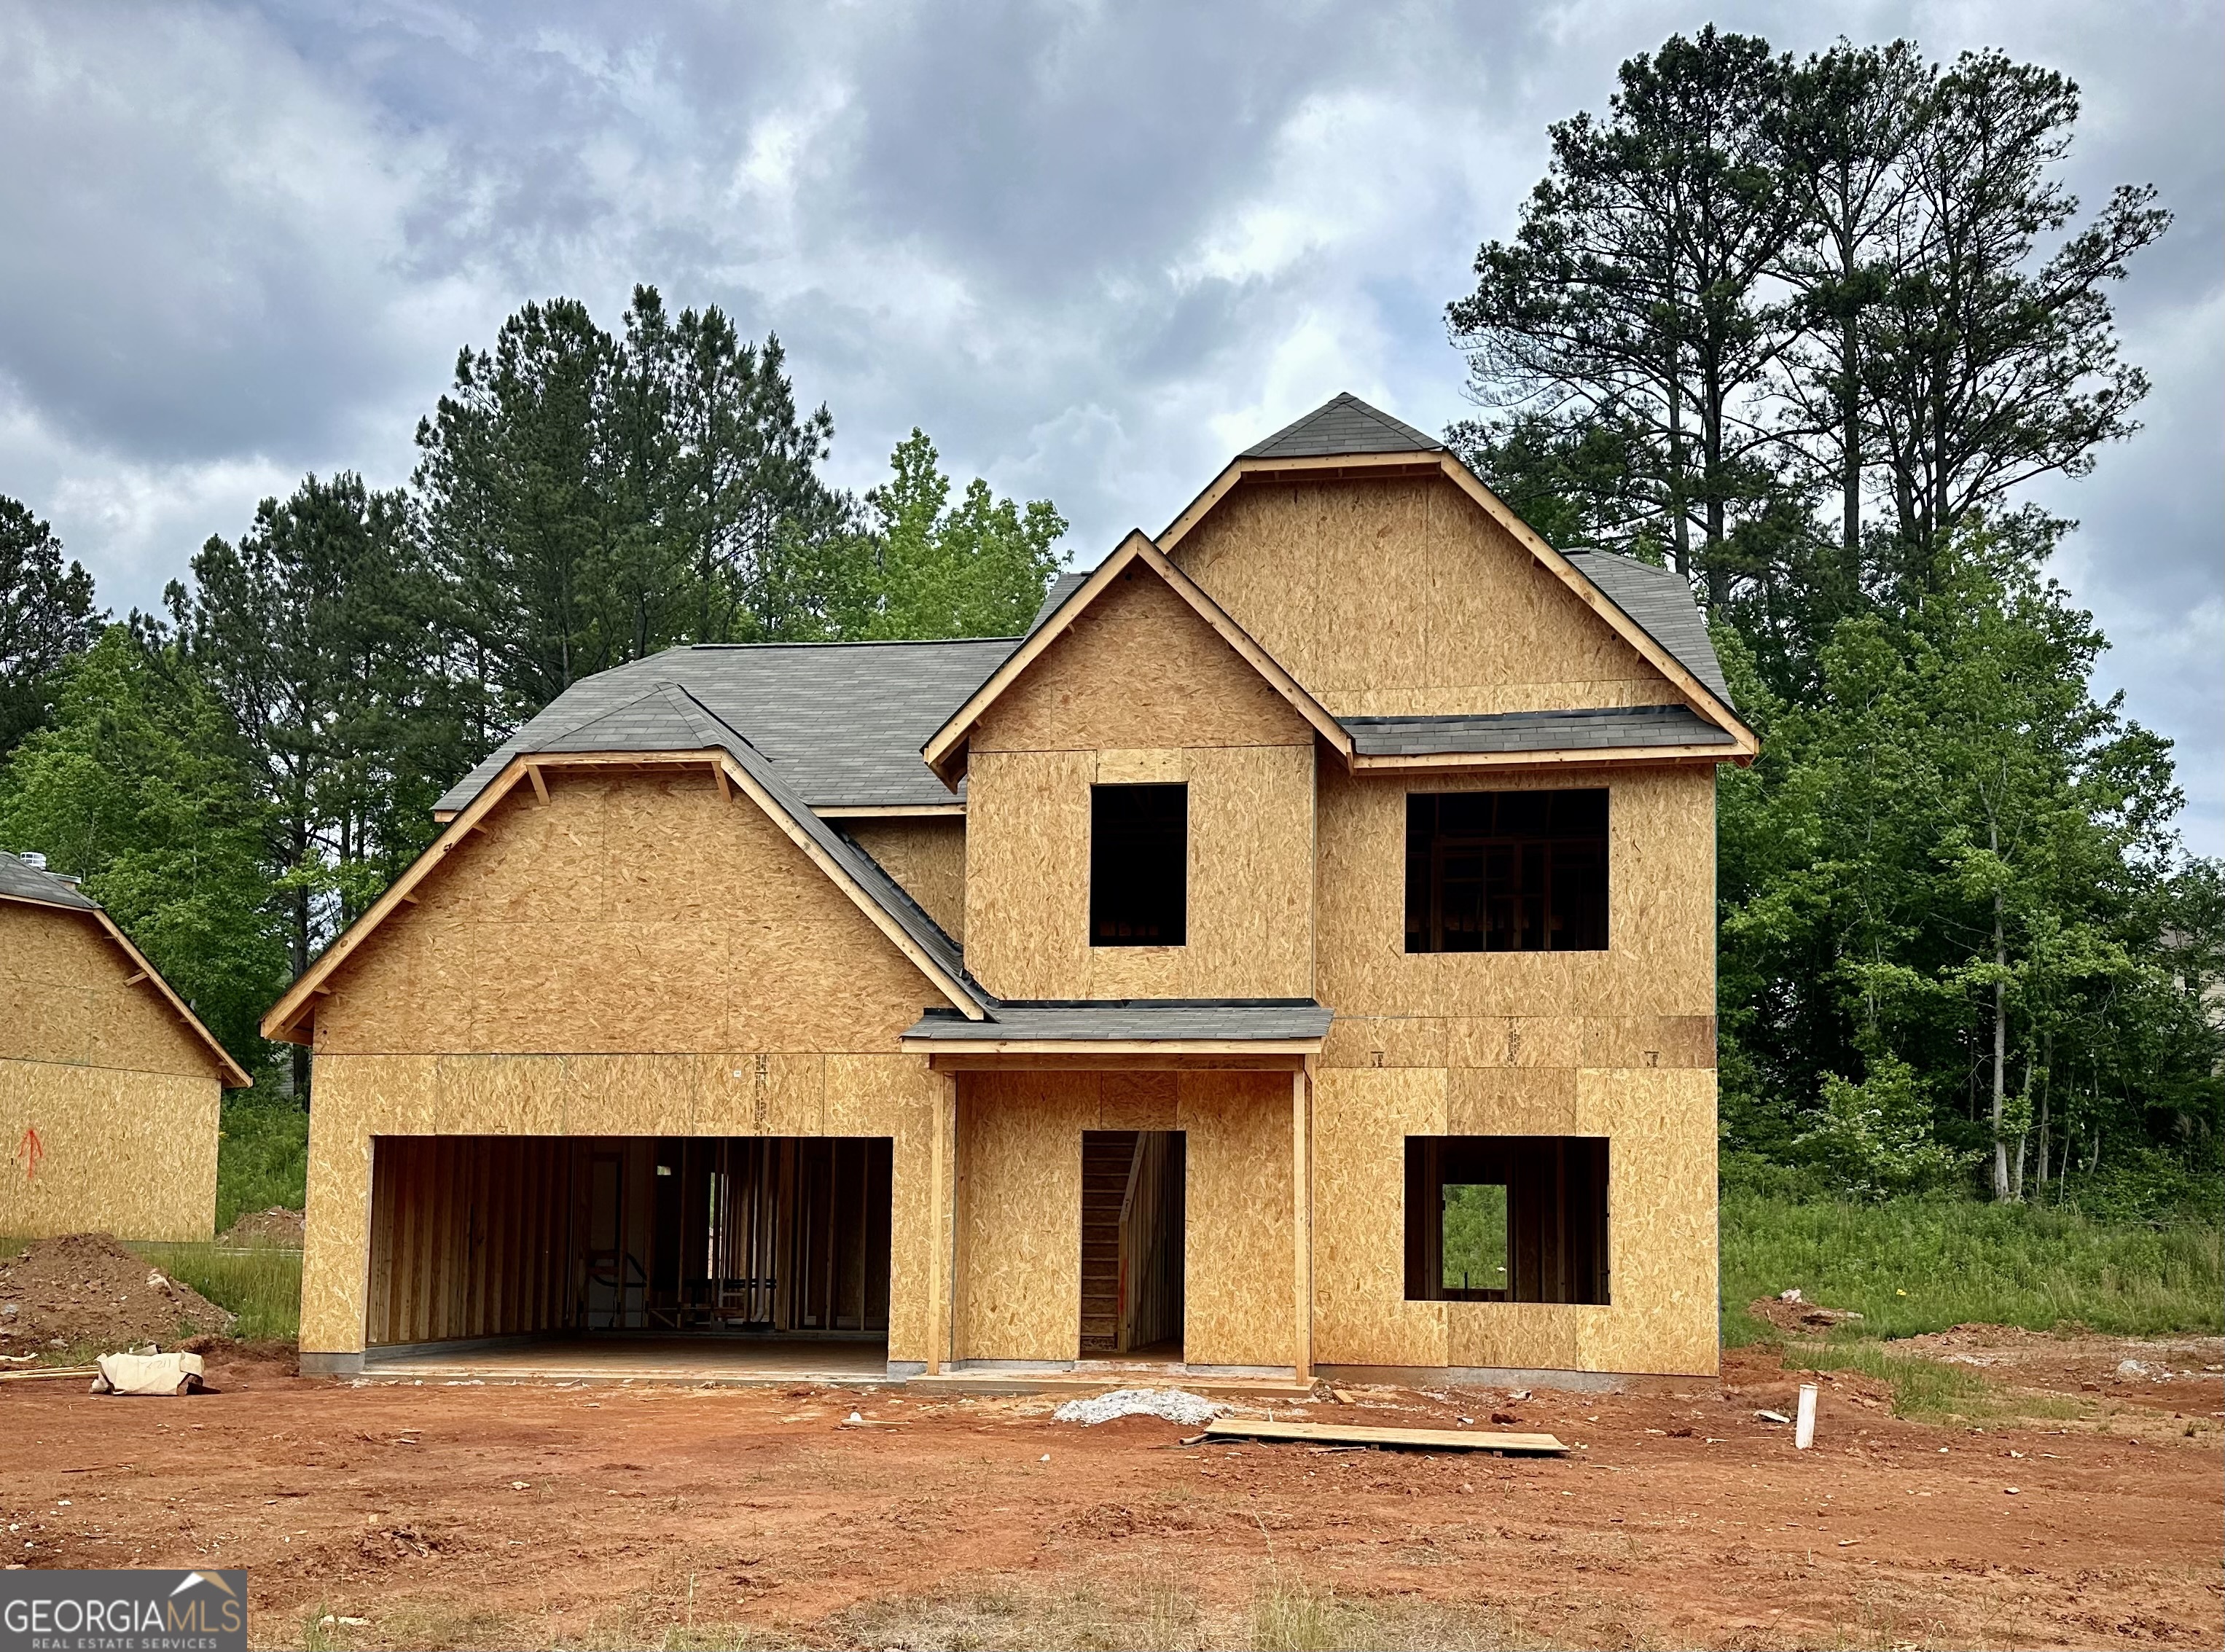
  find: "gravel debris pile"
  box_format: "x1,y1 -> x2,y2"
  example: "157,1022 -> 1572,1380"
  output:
1053,1387 -> 1229,1427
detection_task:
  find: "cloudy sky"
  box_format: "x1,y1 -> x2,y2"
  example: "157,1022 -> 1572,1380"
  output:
2,1 -> 2217,847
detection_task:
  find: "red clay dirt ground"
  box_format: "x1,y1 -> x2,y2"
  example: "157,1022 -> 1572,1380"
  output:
3,1336 -> 2218,1651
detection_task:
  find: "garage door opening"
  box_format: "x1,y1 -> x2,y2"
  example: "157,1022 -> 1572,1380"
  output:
364,1135 -> 891,1377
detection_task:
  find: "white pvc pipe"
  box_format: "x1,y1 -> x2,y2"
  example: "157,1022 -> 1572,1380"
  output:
1794,1383 -> 1818,1449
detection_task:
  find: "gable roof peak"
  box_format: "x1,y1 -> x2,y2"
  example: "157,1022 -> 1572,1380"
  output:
1240,391 -> 1443,460
922,530 -> 1353,783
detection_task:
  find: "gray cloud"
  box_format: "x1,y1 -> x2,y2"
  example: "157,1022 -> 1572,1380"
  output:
1,0 -> 2216,846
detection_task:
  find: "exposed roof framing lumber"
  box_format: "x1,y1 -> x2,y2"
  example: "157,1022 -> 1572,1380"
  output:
922,529 -> 1354,785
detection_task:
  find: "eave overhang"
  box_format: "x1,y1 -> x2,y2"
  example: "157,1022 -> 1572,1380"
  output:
900,998 -> 1331,1070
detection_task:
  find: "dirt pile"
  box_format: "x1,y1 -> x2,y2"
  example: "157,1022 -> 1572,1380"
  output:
0,1232 -> 232,1358
216,1206 -> 304,1247
1888,1321 -> 2224,1409
1747,1287 -> 1864,1336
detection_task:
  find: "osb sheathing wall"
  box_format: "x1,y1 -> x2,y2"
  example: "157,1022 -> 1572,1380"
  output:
953,1070 -> 1297,1368
1308,762 -> 1720,1376
963,565 -> 1316,1001
844,818 -> 966,942
1169,474 -> 1682,718
364,1136 -> 579,1347
1312,1065 -> 1716,1375
298,772 -> 947,1358
0,902 -> 221,1241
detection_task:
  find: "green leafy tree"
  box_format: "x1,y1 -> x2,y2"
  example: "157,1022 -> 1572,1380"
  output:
855,430 -> 1065,640
0,627 -> 285,1070
1720,530 -> 2187,1200
0,496 -> 101,756
1798,1054 -> 1975,1198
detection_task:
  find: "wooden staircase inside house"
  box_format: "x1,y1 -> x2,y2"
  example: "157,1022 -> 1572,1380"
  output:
1079,1131 -> 1137,1355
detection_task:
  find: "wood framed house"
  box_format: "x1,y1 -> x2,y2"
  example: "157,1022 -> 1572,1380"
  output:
2,851 -> 251,1241
267,393 -> 1754,1383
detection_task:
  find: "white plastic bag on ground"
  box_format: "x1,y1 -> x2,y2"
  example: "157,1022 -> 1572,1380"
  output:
1053,1387 -> 1227,1427
90,1350 -> 206,1395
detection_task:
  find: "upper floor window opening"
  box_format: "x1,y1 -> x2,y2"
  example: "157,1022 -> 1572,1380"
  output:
1091,783 -> 1187,947
1404,788 -> 1608,953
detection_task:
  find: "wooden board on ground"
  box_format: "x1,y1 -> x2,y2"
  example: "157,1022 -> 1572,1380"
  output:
1203,1417 -> 1567,1453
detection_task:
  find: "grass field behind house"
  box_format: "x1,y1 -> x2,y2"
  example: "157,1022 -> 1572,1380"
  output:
130,1240 -> 303,1343
215,1095 -> 310,1232
1721,1189 -> 2225,1344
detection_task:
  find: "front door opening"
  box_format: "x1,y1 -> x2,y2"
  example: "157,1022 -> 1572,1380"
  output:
1079,1130 -> 1185,1358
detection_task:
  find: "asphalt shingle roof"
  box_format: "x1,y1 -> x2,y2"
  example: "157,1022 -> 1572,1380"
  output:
1564,552 -> 1735,709
904,999 -> 1333,1043
0,852 -> 98,910
1341,704 -> 1735,756
1028,571 -> 1088,634
1240,392 -> 1444,459
434,637 -> 1018,817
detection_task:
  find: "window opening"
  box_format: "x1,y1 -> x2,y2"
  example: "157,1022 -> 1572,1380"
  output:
1404,1136 -> 1608,1304
1441,1182 -> 1509,1295
1404,789 -> 1608,952
1091,782 -> 1187,946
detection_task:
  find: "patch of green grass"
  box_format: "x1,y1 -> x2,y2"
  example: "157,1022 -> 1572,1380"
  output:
129,1240 -> 300,1342
1778,1339 -> 2087,1424
1772,1339 -> 1987,1419
1721,1190 -> 2224,1344
214,1095 -> 308,1232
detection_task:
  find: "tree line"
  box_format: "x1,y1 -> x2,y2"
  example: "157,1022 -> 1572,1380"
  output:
2,30 -> 2214,1211
0,286 -> 1063,1094
1450,29 -> 2219,1212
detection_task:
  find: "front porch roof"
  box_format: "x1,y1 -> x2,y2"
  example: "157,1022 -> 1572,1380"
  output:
900,998 -> 1332,1060
1340,702 -> 1738,769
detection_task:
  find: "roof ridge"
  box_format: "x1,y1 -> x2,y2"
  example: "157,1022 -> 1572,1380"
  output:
681,635 -> 1023,650
1240,391 -> 1443,459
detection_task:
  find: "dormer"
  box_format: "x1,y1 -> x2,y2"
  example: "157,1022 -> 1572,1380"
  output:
928,532 -> 1342,1001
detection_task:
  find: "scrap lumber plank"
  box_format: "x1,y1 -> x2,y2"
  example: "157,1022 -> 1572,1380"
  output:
1203,1417 -> 1567,1454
